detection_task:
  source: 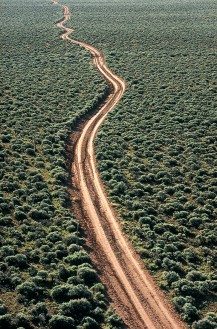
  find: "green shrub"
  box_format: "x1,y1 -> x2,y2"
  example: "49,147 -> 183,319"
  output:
77,267 -> 97,285
61,298 -> 92,319
193,313 -> 217,329
80,316 -> 98,329
68,284 -> 92,300
0,302 -> 7,316
49,315 -> 75,329
64,252 -> 90,266
0,314 -> 13,328
16,280 -> 40,300
16,313 -> 31,328
182,303 -> 198,322
5,254 -> 27,268
51,284 -> 70,301
105,308 -> 124,328
30,302 -> 48,324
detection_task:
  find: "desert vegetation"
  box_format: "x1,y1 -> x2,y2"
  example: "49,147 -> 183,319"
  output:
62,0 -> 217,327
0,0 -> 124,327
1,0 -> 216,327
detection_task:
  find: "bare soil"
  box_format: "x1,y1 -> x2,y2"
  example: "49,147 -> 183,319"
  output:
52,1 -> 187,328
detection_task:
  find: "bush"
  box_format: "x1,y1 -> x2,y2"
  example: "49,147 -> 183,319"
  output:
80,316 -> 98,329
163,271 -> 180,286
0,314 -> 13,328
64,234 -> 81,246
16,280 -> 40,300
78,267 -> 97,285
105,308 -> 124,328
5,254 -> 27,268
182,303 -> 198,322
61,298 -> 92,319
64,252 -> 90,266
0,216 -> 12,226
51,284 -> 70,301
193,313 -> 217,329
49,315 -> 75,329
186,271 -> 207,282
68,284 -> 92,300
30,302 -> 48,325
29,209 -> 49,220
0,302 -> 7,316
16,313 -> 31,328
91,307 -> 104,321
58,265 -> 70,280
30,302 -> 48,317
47,232 -> 62,243
68,244 -> 82,253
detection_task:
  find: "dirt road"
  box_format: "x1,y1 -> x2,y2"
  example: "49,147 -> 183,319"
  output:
52,1 -> 187,328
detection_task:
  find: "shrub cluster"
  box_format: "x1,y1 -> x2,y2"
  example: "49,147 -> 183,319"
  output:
69,0 -> 217,326
0,0 -> 123,328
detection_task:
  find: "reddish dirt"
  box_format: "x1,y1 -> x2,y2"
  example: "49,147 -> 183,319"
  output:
51,1 -> 187,328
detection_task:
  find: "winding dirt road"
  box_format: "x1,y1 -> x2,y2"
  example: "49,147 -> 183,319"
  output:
51,1 -> 187,328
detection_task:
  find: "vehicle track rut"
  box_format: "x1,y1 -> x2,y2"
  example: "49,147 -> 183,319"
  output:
51,1 -> 187,328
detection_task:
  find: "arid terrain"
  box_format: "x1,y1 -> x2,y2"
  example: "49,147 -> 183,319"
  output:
53,1 -> 187,328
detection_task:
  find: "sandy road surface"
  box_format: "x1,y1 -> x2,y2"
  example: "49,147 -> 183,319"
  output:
51,1 -> 187,328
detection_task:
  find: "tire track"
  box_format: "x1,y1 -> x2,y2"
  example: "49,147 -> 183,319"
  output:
51,1 -> 187,328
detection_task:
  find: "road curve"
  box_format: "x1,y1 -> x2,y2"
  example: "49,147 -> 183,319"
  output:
51,1 -> 187,328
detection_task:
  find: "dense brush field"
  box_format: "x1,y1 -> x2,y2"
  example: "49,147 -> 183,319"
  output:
1,0 -> 217,328
65,0 -> 217,327
0,0 -> 123,328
